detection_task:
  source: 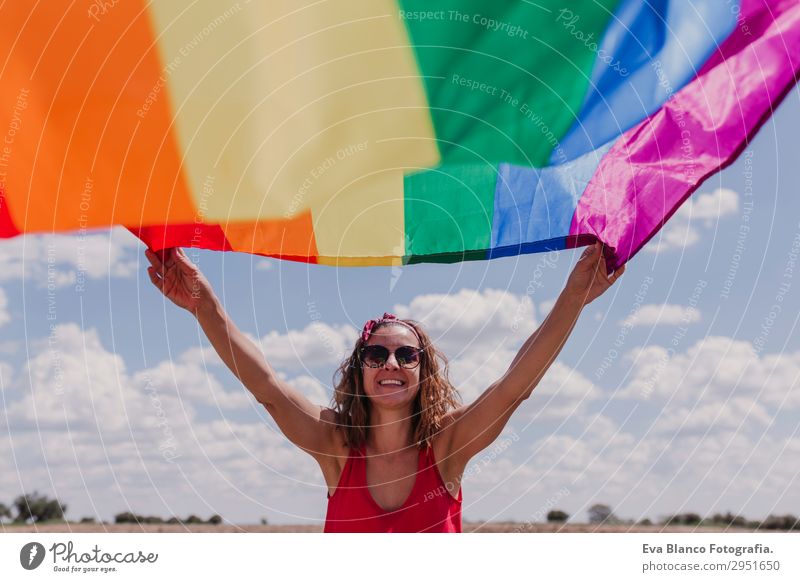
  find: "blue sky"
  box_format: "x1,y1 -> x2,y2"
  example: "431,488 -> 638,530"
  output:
1,90 -> 798,527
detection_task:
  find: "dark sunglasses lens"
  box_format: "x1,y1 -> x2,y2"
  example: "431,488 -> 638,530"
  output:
396,347 -> 421,368
362,346 -> 388,367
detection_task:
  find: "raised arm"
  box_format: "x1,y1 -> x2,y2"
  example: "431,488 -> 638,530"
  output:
145,248 -> 339,461
442,242 -> 625,466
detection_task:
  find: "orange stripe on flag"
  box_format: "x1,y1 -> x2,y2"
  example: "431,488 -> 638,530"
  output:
222,212 -> 318,261
0,2 -> 196,234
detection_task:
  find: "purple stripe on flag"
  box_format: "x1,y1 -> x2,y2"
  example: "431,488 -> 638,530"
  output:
570,0 -> 800,271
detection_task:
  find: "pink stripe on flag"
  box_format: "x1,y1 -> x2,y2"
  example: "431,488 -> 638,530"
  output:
570,0 -> 800,270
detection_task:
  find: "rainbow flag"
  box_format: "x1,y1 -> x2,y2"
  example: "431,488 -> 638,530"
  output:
0,1 -> 797,268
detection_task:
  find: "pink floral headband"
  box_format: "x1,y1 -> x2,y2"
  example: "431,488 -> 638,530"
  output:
361,312 -> 421,344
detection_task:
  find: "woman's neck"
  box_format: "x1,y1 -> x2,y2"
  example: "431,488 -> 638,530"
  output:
366,406 -> 416,455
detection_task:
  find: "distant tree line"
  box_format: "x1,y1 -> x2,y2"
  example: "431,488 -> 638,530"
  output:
3,493 -> 796,530
664,511 -> 800,530
0,492 -> 224,526
113,512 -> 222,525
545,504 -> 800,531
0,492 -> 66,524
546,503 -> 624,524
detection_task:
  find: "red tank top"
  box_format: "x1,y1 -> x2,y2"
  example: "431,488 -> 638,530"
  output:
324,443 -> 462,533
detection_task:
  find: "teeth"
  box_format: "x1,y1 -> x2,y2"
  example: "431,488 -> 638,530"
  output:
379,380 -> 403,385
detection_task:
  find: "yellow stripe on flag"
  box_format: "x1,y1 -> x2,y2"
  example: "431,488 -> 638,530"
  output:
313,169 -> 405,266
147,0 -> 439,222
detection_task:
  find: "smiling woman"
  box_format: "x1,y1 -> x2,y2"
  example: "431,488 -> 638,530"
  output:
332,314 -> 458,451
144,241 -> 623,532
324,314 -> 462,532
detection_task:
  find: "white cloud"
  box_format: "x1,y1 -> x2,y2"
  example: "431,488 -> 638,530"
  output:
255,322 -> 356,371
0,227 -> 141,287
677,188 -> 739,223
524,362 -> 602,421
503,414 -> 799,523
621,303 -> 701,327
435,329 -> 600,423
0,287 -> 9,327
644,220 -> 701,253
0,361 -> 12,392
393,288 -> 536,355
617,335 -> 800,409
0,323 -> 324,523
284,374 -> 331,406
450,347 -> 518,403
171,344 -> 309,408
136,359 -> 251,412
645,188 -> 739,253
177,345 -> 224,368
652,396 -> 774,434
465,393 -> 798,522
5,323 -> 158,432
525,415 -> 638,479
2,322 -> 265,435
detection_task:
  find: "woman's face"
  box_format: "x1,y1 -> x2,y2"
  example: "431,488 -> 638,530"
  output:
360,324 -> 422,411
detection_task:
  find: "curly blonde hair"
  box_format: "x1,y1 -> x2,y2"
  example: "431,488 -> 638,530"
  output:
331,319 -> 461,450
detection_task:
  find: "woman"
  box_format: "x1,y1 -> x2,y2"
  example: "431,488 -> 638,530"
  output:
145,242 -> 624,532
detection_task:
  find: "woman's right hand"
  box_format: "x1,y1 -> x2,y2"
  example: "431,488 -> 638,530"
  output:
145,247 -> 216,314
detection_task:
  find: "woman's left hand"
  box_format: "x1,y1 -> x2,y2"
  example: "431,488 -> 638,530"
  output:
564,241 -> 625,307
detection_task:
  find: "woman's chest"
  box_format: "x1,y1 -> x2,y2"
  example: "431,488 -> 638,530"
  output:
364,452 -> 421,512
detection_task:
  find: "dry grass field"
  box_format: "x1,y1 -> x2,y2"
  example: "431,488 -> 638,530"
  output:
1,522 -> 760,533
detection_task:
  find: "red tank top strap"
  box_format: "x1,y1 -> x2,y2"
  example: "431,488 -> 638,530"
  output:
326,445 -> 360,500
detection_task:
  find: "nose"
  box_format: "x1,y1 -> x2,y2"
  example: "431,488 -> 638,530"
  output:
383,352 -> 400,370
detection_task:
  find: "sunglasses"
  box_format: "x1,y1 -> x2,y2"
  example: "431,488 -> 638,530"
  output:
359,345 -> 423,369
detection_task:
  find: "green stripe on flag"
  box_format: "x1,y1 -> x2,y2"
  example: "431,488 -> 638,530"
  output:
398,0 -> 619,166
403,164 -> 497,260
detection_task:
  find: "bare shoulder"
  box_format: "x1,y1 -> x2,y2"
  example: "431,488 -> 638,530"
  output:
435,405 -> 468,456
431,411 -> 466,489
313,408 -> 350,492
313,407 -> 348,459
